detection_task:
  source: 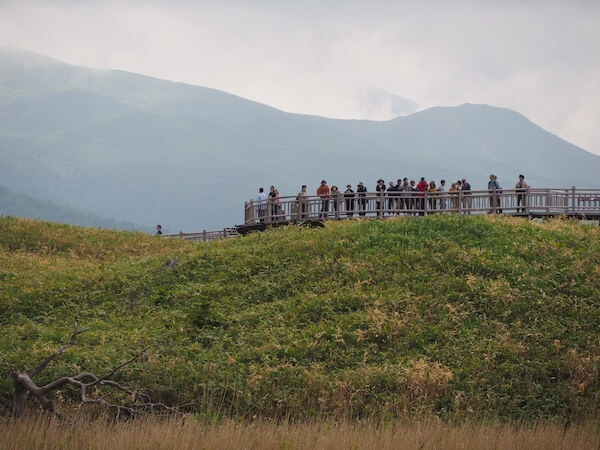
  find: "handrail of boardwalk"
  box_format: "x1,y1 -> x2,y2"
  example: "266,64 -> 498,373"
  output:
162,227 -> 239,242
244,187 -> 600,225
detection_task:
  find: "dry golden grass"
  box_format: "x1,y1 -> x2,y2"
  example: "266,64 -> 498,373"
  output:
1,416 -> 598,450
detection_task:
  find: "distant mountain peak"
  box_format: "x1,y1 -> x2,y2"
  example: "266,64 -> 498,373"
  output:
355,87 -> 419,120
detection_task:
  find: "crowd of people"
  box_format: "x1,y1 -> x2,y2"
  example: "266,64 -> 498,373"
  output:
255,174 -> 529,221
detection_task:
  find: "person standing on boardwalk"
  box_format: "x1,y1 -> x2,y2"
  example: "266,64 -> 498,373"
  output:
488,174 -> 502,213
155,224 -> 162,235
357,182 -> 367,216
515,174 -> 528,213
401,178 -> 411,213
375,178 -> 386,216
268,186 -> 278,218
461,178 -> 472,213
428,181 -> 438,211
409,180 -> 418,214
438,179 -> 447,210
317,179 -> 330,218
297,185 -> 308,219
416,177 -> 429,216
273,188 -> 282,221
257,187 -> 268,222
449,182 -> 460,211
387,181 -> 397,213
344,184 -> 355,217
393,179 -> 403,213
330,185 -> 341,216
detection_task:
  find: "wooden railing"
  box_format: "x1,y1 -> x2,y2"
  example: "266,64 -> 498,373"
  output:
244,187 -> 600,225
162,228 -> 239,241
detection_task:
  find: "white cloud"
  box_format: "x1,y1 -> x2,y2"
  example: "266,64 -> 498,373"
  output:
0,0 -> 599,154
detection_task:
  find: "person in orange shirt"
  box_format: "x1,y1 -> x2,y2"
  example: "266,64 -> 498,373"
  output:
317,179 -> 330,218
416,177 -> 429,216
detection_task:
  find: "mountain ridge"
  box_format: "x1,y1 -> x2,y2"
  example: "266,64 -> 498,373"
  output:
1,47 -> 599,230
0,183 -> 149,231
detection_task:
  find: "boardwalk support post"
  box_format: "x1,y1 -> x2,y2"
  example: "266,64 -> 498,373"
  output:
246,200 -> 255,225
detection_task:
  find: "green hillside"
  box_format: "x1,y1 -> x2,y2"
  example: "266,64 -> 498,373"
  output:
1,215 -> 599,421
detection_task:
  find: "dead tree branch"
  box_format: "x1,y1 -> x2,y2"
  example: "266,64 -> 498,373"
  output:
27,322 -> 89,379
5,324 -> 180,419
87,351 -> 145,388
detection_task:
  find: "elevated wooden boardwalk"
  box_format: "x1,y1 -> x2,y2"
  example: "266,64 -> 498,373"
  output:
164,187 -> 600,241
243,187 -> 600,228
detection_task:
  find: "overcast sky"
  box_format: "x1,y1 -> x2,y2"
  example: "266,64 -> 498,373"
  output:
1,0 -> 599,155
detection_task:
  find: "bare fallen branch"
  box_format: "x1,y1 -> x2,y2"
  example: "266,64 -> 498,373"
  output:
28,322 -> 89,379
88,350 -> 146,388
5,324 -> 180,419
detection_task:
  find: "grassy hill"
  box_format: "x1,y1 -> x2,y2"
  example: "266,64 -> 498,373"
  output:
1,215 -> 599,421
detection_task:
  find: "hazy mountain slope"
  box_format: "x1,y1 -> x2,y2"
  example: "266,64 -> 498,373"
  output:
0,184 -> 147,230
1,48 -> 599,230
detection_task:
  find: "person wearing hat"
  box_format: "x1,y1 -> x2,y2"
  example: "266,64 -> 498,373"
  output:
316,179 -> 330,218
357,182 -> 367,216
344,184 -> 355,217
515,174 -> 528,213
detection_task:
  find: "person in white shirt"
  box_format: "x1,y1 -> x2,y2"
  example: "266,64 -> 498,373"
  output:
438,179 -> 446,210
256,187 -> 268,222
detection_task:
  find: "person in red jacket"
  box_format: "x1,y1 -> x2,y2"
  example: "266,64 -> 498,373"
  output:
416,177 -> 429,215
316,179 -> 330,218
